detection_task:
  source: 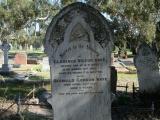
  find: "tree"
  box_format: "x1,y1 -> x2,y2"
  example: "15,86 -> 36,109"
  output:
0,0 -> 58,49
98,0 -> 157,54
1,0 -> 160,52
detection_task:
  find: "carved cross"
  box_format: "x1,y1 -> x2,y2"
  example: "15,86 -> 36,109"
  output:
0,41 -> 10,65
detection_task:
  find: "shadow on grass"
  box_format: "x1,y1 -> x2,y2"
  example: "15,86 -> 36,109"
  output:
8,52 -> 46,60
0,81 -> 50,100
0,111 -> 52,120
112,91 -> 160,120
0,71 -> 17,77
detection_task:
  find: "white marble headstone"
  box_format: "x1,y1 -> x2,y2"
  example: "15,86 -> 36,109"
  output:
42,57 -> 50,71
0,52 -> 4,64
44,3 -> 113,120
134,43 -> 160,93
30,45 -> 33,51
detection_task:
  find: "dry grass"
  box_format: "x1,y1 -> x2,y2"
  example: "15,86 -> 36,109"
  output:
117,72 -> 139,92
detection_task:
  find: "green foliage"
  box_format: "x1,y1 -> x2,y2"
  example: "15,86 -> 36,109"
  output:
0,0 -> 160,51
29,75 -> 43,81
0,0 -> 57,49
61,0 -> 76,6
31,65 -> 42,72
0,75 -> 4,81
154,0 -> 160,10
1,0 -> 35,30
98,0 -> 160,52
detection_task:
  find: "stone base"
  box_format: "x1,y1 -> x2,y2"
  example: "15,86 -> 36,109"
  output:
1,64 -> 11,72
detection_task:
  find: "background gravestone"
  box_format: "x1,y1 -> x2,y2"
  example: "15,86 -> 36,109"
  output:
44,3 -> 113,120
0,41 -> 11,72
0,52 -> 4,65
29,45 -> 33,51
14,52 -> 27,65
134,43 -> 160,93
42,57 -> 50,71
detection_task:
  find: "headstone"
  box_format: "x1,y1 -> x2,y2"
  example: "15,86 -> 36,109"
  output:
0,41 -> 11,72
111,53 -> 114,65
44,3 -> 113,120
19,45 -> 22,50
42,57 -> 50,71
14,53 -> 27,65
0,52 -> 4,64
41,46 -> 44,51
9,43 -> 13,50
134,42 -> 160,93
29,45 -> 33,51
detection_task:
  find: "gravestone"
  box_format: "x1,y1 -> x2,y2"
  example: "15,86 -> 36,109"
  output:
40,46 -> 44,51
42,57 -> 50,71
9,43 -> 13,50
19,45 -> 22,50
0,52 -> 4,64
0,41 -> 11,72
29,45 -> 33,51
14,52 -> 27,65
134,43 -> 160,93
44,3 -> 113,120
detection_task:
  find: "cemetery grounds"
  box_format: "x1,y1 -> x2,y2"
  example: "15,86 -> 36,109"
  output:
0,50 -> 159,120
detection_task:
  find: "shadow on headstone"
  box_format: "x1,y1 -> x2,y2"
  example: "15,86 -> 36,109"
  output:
134,42 -> 160,93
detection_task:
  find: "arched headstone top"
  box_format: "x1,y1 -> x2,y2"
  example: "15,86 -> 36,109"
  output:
134,42 -> 160,93
63,16 -> 94,44
44,2 -> 113,58
136,43 -> 153,56
1,41 -> 11,52
134,42 -> 158,71
44,3 -> 112,120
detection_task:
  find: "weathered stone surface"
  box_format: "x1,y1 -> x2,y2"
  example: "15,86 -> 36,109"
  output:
0,41 -> 11,72
42,57 -> 50,71
44,2 -> 113,120
134,42 -> 160,93
14,53 -> 27,65
0,52 -> 4,64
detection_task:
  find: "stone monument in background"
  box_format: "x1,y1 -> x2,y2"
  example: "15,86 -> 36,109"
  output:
0,41 -> 11,72
42,57 -> 50,71
14,52 -> 27,65
134,42 -> 160,93
44,2 -> 113,120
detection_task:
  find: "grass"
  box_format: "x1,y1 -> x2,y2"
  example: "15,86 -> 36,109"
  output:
118,72 -> 137,81
117,72 -> 139,92
12,64 -> 50,79
8,50 -> 47,60
0,64 -> 51,99
0,112 -> 52,120
0,71 -> 138,99
113,50 -> 135,58
0,82 -> 51,100
0,83 -> 33,99
22,113 -> 52,120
